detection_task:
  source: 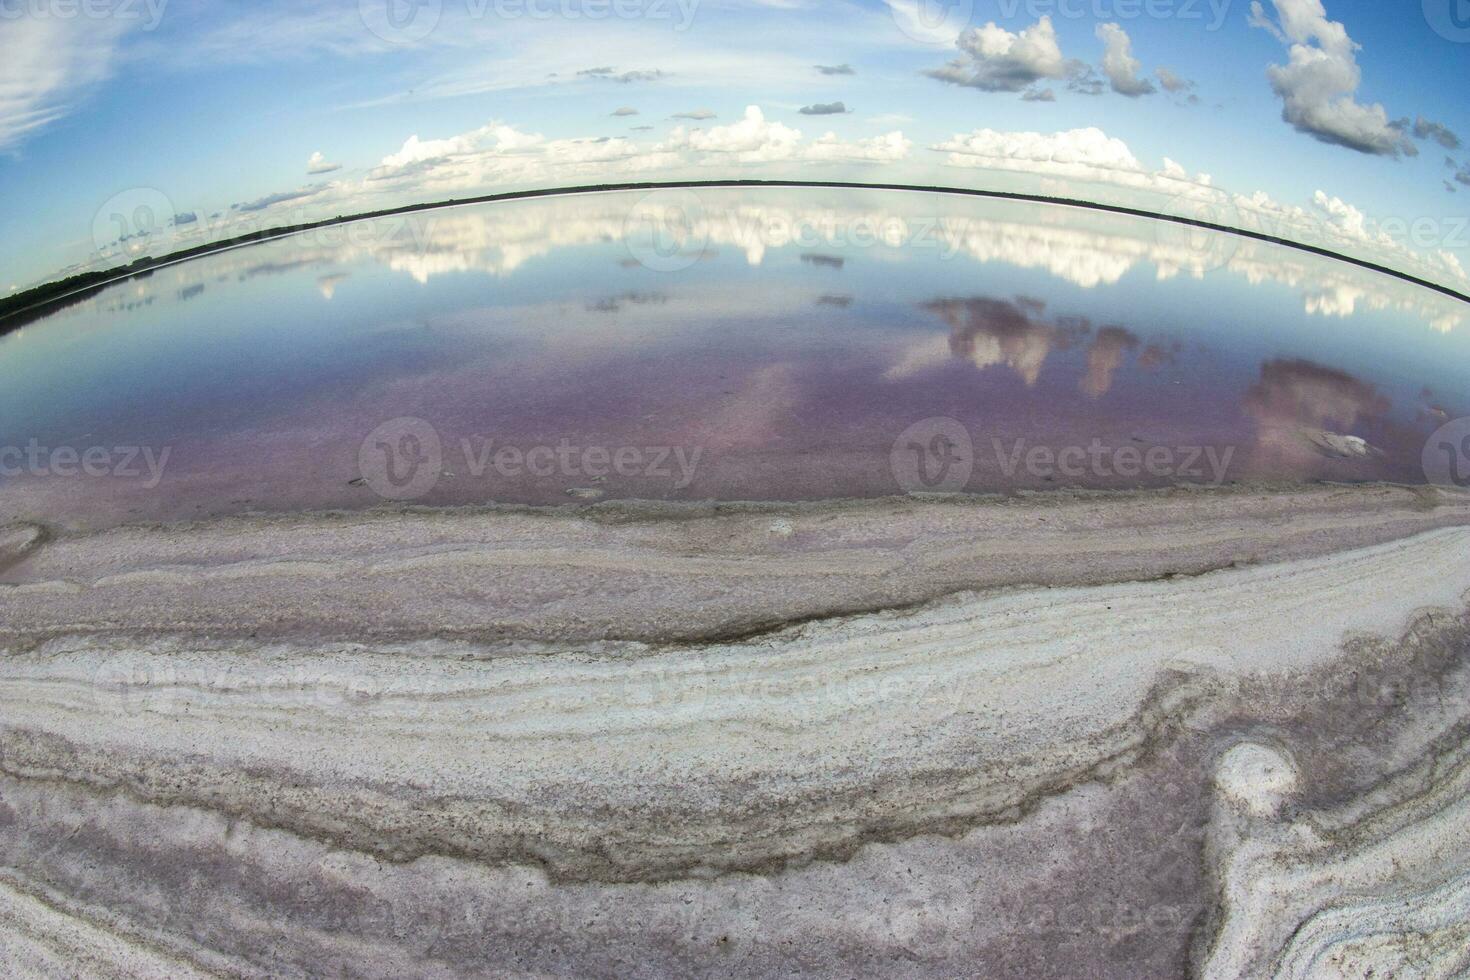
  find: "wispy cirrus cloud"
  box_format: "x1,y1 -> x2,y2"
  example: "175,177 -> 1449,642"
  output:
0,16 -> 127,152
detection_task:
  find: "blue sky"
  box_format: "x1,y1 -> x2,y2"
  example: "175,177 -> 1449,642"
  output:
2,0 -> 1469,291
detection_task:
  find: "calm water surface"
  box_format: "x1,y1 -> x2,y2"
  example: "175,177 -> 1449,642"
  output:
1,186 -> 1467,527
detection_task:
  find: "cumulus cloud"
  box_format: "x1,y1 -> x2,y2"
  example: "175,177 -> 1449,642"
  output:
1457,162 -> 1470,187
1249,0 -> 1412,156
1414,117 -> 1461,150
307,151 -> 342,175
933,126 -> 1227,211
611,106 -> 639,117
815,64 -> 855,75
1096,23 -> 1155,97
378,133 -> 478,172
1066,63 -> 1106,96
665,105 -> 801,163
802,131 -> 911,163
371,124 -> 546,180
1155,67 -> 1195,94
926,17 -> 1067,93
799,102 -> 850,115
1228,185 -> 1470,287
936,126 -> 1144,174
1310,189 -> 1373,241
1022,88 -> 1056,103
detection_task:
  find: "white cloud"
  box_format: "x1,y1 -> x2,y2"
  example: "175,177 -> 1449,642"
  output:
664,105 -> 802,163
1155,67 -> 1195,94
1249,0 -> 1411,156
927,17 -> 1067,93
0,17 -> 124,151
936,126 -> 1141,172
307,151 -> 342,175
372,124 -> 547,179
1096,23 -> 1155,97
379,133 -> 480,171
803,131 -> 912,163
1413,117 -> 1460,150
1229,187 -> 1470,288
933,126 -> 1217,202
1310,189 -> 1373,242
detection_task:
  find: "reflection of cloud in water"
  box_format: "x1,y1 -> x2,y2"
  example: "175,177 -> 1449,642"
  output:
1080,326 -> 1140,399
688,362 -> 801,451
1227,249 -> 1465,333
1242,358 -> 1391,466
316,273 -> 348,300
235,257 -> 328,281
1139,341 -> 1180,371
1245,359 -> 1389,431
68,191 -> 1466,336
350,196 -> 1467,335
892,296 -> 1088,387
941,216 -> 1464,333
943,215 -> 1155,288
586,292 -> 668,313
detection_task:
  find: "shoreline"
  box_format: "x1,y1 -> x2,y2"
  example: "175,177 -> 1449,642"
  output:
4,480 -> 1467,647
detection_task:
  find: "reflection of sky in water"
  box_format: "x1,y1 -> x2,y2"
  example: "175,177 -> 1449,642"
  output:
0,187 -> 1466,526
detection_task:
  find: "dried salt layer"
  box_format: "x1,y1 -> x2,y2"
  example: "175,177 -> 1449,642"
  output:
1,484 -> 1469,977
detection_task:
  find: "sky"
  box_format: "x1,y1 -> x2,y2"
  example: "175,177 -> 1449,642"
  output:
1,0 -> 1469,293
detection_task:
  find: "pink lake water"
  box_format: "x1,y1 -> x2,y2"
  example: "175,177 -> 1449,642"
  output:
1,186 -> 1466,528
